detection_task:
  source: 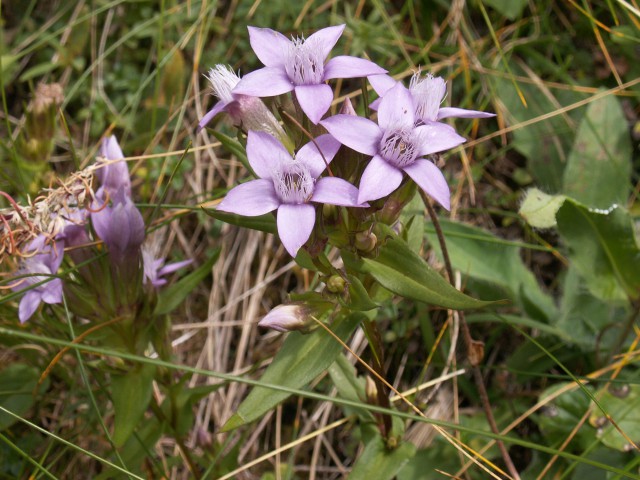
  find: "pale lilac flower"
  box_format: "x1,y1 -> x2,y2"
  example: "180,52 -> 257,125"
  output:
141,245 -> 192,287
95,135 -> 131,199
11,235 -> 64,323
369,72 -> 495,123
198,65 -> 291,149
233,25 -> 386,124
217,130 -> 367,257
321,83 -> 466,208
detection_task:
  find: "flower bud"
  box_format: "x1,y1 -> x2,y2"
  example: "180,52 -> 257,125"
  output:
325,274 -> 346,293
339,97 -> 357,116
355,231 -> 377,253
258,303 -> 317,333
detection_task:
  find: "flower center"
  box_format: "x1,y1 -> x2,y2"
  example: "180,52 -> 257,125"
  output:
273,161 -> 315,204
379,128 -> 419,168
285,37 -> 324,86
409,72 -> 446,122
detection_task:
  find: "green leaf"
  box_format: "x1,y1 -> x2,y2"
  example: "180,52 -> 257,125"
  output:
556,199 -> 640,301
519,188 -> 566,228
425,219 -> 554,318
590,384 -> 640,452
349,434 -> 416,480
221,312 -> 363,431
201,207 -> 277,234
111,363 -> 156,447
155,248 -> 220,315
210,130 -> 251,174
328,353 -> 372,420
481,0 -> 528,20
346,274 -> 378,311
0,364 -> 49,430
563,92 -> 632,209
344,234 -> 493,310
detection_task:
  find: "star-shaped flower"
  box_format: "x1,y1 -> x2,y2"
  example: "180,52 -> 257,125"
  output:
369,71 -> 495,123
233,25 -> 386,124
321,83 -> 466,208
217,130 -> 367,256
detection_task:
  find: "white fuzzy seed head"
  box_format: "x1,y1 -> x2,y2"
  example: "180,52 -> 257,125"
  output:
409,72 -> 447,122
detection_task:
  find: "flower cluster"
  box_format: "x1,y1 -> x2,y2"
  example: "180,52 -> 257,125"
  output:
9,136 -> 191,323
201,25 -> 494,264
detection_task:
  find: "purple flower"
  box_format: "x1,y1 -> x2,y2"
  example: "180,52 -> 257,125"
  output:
95,135 -> 131,199
258,304 -> 312,332
198,65 -> 291,149
92,186 -> 145,261
141,245 -> 192,287
11,235 -> 64,323
217,130 -> 367,257
369,72 -> 495,123
321,83 -> 466,209
233,25 -> 386,124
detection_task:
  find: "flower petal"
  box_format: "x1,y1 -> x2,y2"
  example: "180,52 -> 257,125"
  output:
233,67 -> 293,97
157,259 -> 193,277
294,84 -> 334,125
403,158 -> 450,210
247,130 -> 291,179
217,179 -> 280,216
19,290 -> 42,323
40,279 -> 63,305
320,115 -> 381,156
248,26 -> 291,67
197,100 -> 228,131
358,155 -> 403,203
307,24 -> 345,60
368,73 -> 397,96
323,56 -> 386,80
437,107 -> 496,120
297,133 -> 341,179
312,177 -> 368,207
276,203 -> 315,257
102,135 -> 124,160
414,122 -> 466,156
377,83 -> 415,130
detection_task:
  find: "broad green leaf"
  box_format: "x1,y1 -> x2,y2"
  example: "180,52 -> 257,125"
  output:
493,68 -> 581,192
221,312 -> 363,431
155,248 -> 220,315
328,353 -> 372,420
349,434 -> 416,480
557,266 -> 628,350
482,0 -> 528,20
590,384 -> 640,452
111,363 -> 156,447
519,188 -> 566,228
556,199 -> 640,301
202,207 -> 277,234
425,219 -> 556,320
399,191 -> 425,253
344,235 -> 493,310
0,364 -> 49,430
563,92 -> 632,209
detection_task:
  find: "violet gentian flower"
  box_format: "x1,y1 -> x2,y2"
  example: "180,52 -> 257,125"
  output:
217,130 -> 367,257
11,235 -> 64,323
233,25 -> 386,124
141,244 -> 192,287
321,83 -> 466,209
198,65 -> 291,149
369,71 -> 495,123
95,135 -> 131,199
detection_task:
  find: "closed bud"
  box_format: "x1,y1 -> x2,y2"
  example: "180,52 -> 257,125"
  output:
355,231 -> 377,253
326,274 -> 346,293
258,303 -> 316,333
339,97 -> 357,116
365,376 -> 378,403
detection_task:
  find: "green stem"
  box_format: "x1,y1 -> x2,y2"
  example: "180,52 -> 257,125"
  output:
362,318 -> 392,439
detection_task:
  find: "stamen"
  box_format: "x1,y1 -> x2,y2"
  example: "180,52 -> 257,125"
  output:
379,128 -> 418,168
285,37 -> 324,86
273,160 -> 315,204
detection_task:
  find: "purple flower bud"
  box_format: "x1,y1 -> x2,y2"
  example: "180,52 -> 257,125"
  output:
11,235 -> 64,323
95,135 -> 132,199
258,304 -> 314,333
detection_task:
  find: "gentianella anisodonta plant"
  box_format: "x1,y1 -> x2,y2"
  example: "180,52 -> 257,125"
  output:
200,23 -> 498,473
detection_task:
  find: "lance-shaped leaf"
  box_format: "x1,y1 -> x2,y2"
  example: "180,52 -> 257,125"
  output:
221,312 -> 363,431
343,235 -> 495,310
349,433 -> 416,480
201,207 -> 277,234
